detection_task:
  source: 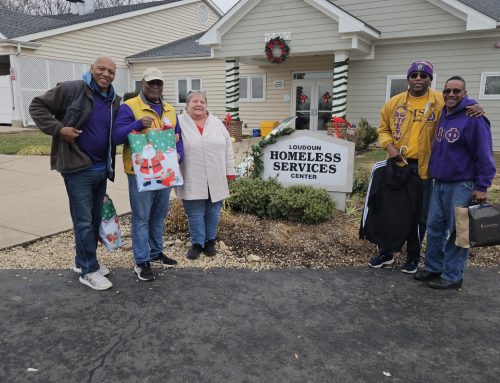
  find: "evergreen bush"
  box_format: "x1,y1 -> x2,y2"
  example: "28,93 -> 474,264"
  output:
228,177 -> 283,217
353,118 -> 378,152
267,185 -> 335,224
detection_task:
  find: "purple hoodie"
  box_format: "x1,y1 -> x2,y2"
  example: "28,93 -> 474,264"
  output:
429,96 -> 496,192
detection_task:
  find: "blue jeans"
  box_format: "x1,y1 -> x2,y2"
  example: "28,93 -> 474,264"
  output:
424,180 -> 473,283
63,169 -> 107,275
128,174 -> 171,264
182,199 -> 223,246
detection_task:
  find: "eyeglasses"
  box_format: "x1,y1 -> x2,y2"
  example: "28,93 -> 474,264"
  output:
146,80 -> 163,87
409,72 -> 429,80
443,88 -> 463,95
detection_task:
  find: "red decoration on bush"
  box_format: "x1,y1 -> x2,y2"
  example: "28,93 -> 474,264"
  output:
299,94 -> 308,104
332,116 -> 352,138
265,37 -> 290,64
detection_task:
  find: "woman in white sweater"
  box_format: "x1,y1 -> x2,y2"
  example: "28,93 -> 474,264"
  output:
177,90 -> 236,259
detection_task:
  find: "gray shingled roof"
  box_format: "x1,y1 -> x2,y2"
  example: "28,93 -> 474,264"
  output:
0,9 -> 67,39
0,0 -> 180,39
458,0 -> 500,21
127,32 -> 211,60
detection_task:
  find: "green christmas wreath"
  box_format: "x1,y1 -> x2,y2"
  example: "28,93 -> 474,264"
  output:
265,37 -> 290,64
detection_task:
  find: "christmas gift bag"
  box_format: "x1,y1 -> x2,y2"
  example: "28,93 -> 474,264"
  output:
128,128 -> 183,192
99,194 -> 123,251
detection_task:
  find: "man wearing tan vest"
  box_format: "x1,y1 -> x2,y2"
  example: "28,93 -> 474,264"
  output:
112,68 -> 184,281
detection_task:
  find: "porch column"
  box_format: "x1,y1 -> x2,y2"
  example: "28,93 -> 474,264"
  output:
225,59 -> 240,120
332,52 -> 349,119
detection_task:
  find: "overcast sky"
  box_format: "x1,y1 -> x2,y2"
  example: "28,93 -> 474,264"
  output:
212,0 -> 239,12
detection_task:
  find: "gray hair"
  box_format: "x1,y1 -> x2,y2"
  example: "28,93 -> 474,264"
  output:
185,90 -> 207,106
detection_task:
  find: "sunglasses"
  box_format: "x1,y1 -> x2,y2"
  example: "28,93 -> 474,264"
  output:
409,72 -> 429,80
443,88 -> 463,95
146,80 -> 163,86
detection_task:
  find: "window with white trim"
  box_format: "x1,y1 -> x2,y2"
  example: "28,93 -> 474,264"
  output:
385,75 -> 437,100
479,72 -> 500,99
240,75 -> 265,101
176,77 -> 202,104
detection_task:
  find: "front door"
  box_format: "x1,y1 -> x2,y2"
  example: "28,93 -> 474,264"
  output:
293,79 -> 333,132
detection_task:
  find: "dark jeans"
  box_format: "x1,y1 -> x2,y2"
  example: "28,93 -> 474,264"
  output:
381,161 -> 433,261
63,169 -> 107,275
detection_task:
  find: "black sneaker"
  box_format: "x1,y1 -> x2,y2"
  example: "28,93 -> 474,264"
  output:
186,244 -> 203,260
203,240 -> 217,257
368,252 -> 394,268
400,259 -> 419,274
134,262 -> 155,281
151,253 -> 177,268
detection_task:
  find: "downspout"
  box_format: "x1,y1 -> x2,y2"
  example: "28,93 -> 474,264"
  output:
11,42 -> 22,125
124,57 -> 133,95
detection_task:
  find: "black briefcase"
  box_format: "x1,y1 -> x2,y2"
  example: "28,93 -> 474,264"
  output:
468,204 -> 500,247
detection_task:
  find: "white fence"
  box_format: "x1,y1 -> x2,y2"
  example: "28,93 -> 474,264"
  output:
18,56 -> 130,126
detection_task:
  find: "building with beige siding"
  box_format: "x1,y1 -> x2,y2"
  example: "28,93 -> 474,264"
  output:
128,0 -> 500,150
0,0 -> 222,127
1,0 -> 499,151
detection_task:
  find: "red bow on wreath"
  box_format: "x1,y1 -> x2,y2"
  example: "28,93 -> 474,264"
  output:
299,94 -> 308,104
332,116 -> 352,138
322,92 -> 331,104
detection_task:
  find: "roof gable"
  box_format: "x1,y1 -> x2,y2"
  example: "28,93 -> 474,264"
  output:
426,0 -> 498,28
199,0 -> 381,47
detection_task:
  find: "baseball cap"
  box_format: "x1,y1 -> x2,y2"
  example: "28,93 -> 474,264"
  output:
142,68 -> 164,82
407,61 -> 433,80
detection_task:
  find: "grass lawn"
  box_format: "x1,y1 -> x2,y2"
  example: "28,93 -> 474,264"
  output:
0,130 -> 51,155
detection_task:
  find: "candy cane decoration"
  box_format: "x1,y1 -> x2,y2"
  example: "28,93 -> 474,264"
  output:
332,54 -> 349,119
225,59 -> 240,120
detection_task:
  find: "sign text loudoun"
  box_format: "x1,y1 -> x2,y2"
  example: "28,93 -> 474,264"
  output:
261,130 -> 355,210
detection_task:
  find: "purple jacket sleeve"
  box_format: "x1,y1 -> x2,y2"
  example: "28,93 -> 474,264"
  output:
112,104 -> 144,145
175,118 -> 185,163
466,117 -> 496,192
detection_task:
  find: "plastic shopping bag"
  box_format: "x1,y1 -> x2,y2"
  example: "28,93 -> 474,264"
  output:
99,194 -> 123,251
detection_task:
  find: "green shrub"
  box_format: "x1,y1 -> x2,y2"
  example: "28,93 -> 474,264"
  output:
351,167 -> 370,196
228,177 -> 283,217
267,185 -> 334,224
353,118 -> 378,152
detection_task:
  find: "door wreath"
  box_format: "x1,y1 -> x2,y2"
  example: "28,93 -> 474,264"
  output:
265,37 -> 290,64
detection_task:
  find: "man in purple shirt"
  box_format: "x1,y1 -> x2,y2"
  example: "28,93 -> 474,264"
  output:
414,76 -> 496,289
30,56 -> 121,291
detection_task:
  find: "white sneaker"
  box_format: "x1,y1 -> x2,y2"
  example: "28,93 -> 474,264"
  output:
79,271 -> 113,291
73,264 -> 110,276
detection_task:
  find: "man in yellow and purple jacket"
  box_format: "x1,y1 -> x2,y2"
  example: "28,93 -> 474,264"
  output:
369,61 -> 483,273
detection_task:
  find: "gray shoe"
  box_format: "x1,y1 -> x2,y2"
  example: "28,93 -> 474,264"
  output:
79,271 -> 113,291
